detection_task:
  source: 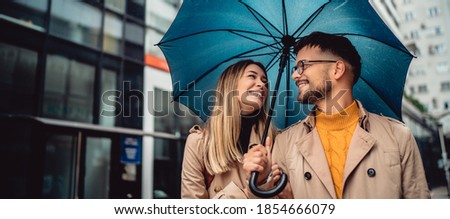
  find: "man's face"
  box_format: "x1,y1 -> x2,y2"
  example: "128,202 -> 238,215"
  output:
292,46 -> 335,104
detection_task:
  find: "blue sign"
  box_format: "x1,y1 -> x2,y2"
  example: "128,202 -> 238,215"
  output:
120,135 -> 142,164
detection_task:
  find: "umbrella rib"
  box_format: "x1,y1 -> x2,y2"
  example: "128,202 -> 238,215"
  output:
289,52 -> 296,63
265,51 -> 283,73
239,51 -> 281,59
230,31 -> 282,50
175,45 -> 281,98
157,29 -> 278,45
282,0 -> 288,35
292,3 -> 329,38
359,77 -> 402,118
239,0 -> 284,47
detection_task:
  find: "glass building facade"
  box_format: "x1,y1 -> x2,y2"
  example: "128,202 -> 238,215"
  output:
0,0 -> 198,199
0,0 -> 146,199
0,0 -> 202,199
0,0 -> 145,127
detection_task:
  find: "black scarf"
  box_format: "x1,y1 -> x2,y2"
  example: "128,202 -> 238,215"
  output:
238,112 -> 260,154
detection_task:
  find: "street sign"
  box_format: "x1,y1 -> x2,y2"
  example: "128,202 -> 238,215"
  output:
120,135 -> 142,164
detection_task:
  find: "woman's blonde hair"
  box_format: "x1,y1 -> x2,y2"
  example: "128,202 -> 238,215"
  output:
203,60 -> 275,175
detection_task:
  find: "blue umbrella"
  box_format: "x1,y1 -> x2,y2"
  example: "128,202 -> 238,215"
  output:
157,0 -> 413,197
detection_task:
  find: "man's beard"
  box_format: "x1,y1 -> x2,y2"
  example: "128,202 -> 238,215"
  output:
297,80 -> 332,104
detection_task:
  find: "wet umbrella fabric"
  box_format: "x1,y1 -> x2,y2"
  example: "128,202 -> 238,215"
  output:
157,0 -> 413,197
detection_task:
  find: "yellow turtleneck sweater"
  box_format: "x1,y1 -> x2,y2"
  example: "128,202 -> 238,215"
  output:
315,100 -> 359,199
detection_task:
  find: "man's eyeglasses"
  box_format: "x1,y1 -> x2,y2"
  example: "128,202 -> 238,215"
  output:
292,60 -> 337,75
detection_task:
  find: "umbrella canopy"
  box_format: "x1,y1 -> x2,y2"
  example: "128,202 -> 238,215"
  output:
157,0 -> 413,197
157,0 -> 413,130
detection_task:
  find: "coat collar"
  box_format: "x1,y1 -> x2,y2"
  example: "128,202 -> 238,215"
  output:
297,100 -> 376,198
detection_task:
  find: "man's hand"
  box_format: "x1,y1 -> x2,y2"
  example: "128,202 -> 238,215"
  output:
271,163 -> 293,198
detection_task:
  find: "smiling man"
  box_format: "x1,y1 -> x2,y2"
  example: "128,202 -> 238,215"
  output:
243,31 -> 430,199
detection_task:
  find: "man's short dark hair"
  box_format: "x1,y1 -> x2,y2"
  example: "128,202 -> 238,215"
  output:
294,32 -> 361,85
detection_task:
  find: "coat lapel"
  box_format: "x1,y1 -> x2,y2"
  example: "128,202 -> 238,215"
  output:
342,126 -> 376,188
297,130 -> 337,199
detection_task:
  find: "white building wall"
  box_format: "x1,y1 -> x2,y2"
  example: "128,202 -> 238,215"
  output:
142,0 -> 183,199
391,0 -> 450,116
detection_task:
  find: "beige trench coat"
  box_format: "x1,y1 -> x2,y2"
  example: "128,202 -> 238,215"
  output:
271,100 -> 430,198
181,125 -> 262,199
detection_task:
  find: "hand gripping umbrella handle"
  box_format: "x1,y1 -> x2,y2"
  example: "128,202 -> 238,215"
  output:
249,171 -> 288,198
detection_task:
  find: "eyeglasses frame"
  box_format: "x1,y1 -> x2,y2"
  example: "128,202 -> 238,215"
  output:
292,60 -> 338,75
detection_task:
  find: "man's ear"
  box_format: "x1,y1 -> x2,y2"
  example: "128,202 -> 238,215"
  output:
333,60 -> 346,80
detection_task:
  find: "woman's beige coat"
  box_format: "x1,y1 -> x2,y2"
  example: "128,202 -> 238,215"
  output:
271,100 -> 430,198
181,125 -> 261,198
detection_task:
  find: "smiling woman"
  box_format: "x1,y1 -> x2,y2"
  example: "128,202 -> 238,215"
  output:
180,60 -> 277,199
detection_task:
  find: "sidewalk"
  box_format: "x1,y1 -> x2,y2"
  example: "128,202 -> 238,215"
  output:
430,186 -> 449,199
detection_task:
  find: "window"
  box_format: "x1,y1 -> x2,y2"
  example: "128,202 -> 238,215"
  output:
50,1 -> 101,48
121,62 -> 143,129
405,11 -> 414,22
0,0 -> 48,30
435,26 -> 442,36
43,54 -> 95,123
153,88 -> 176,134
432,98 -> 438,109
99,56 -> 121,127
445,101 -> 449,110
126,0 -> 145,20
418,85 -> 428,93
410,30 -> 419,39
42,134 -> 77,198
409,68 -> 426,76
427,7 -> 439,17
99,68 -> 118,127
153,138 -> 182,198
429,44 -> 446,55
124,21 -> 144,60
441,81 -> 450,91
0,42 -> 37,115
105,0 -> 125,14
103,12 -> 123,55
426,26 -> 443,37
436,62 -> 449,73
409,86 -> 415,95
84,137 -> 112,198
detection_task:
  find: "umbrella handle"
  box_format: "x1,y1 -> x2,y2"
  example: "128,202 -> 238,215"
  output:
249,171 -> 288,198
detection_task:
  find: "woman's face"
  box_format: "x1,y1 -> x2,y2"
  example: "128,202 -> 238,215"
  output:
236,64 -> 268,115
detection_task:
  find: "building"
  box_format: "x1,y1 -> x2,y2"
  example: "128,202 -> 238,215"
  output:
372,0 -> 450,189
390,0 -> 450,130
0,0 -> 198,199
143,0 -> 203,198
